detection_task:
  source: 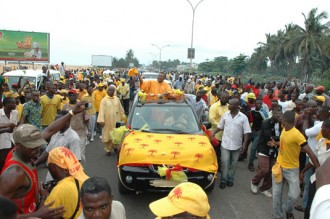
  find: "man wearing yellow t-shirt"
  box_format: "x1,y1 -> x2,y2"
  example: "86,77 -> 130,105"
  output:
81,85 -> 96,142
269,110 -> 320,219
93,84 -> 107,138
40,83 -> 61,128
137,72 -> 171,95
77,83 -> 87,100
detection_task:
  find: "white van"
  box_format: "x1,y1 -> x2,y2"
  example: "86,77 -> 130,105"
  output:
2,69 -> 61,90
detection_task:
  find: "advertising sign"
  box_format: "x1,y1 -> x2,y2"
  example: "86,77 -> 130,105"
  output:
0,30 -> 50,62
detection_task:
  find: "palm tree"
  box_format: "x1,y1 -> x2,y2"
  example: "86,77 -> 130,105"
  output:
291,8 -> 329,82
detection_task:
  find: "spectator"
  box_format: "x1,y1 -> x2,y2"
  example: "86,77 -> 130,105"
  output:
97,85 -> 126,156
44,147 -> 89,219
40,82 -> 61,129
116,78 -> 130,115
78,176 -> 126,219
269,110 -> 320,219
20,90 -> 42,130
314,85 -> 330,107
0,97 -> 18,170
149,182 -> 210,219
211,98 -> 251,189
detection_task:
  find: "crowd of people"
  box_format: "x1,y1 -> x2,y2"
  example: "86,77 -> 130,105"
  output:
0,64 -> 330,218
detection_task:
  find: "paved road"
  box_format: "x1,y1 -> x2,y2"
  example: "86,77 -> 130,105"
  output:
38,137 -> 304,219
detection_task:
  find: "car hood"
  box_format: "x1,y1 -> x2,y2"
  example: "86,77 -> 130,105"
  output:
118,132 -> 218,173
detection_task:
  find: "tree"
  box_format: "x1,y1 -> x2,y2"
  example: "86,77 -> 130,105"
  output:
230,54 -> 248,75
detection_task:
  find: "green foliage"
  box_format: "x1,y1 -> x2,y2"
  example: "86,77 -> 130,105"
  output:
112,49 -> 140,68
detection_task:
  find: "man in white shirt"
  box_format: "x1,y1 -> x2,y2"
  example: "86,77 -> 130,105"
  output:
211,98 -> 251,189
0,97 -> 18,170
79,176 -> 126,219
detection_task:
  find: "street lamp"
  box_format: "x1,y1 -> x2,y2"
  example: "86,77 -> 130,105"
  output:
151,44 -> 170,71
186,0 -> 205,71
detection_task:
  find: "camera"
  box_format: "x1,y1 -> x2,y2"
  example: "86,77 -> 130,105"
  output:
85,102 -> 92,109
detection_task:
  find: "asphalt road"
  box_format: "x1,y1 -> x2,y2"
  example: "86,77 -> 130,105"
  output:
38,137 -> 304,219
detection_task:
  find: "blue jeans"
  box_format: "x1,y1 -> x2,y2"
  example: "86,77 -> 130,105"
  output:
272,167 -> 300,219
220,147 -> 241,183
248,131 -> 260,166
302,157 -> 314,208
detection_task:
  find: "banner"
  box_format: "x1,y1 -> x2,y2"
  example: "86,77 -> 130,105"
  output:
0,30 -> 49,62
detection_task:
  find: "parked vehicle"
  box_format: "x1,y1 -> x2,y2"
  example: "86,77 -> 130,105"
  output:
2,69 -> 61,90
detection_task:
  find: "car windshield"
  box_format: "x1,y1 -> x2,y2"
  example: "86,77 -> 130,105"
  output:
3,76 -> 36,88
131,105 -> 199,133
142,73 -> 157,79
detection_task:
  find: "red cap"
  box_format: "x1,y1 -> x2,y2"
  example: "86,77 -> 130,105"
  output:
232,85 -> 237,89
68,89 -> 77,94
315,86 -> 325,92
244,85 -> 251,89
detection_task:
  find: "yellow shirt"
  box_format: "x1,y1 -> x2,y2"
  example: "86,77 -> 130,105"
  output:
16,103 -> 23,121
93,90 -> 107,112
81,94 -> 96,115
207,91 -> 218,106
116,83 -> 130,99
60,98 -> 69,110
40,94 -> 61,126
140,80 -> 171,94
77,90 -> 87,100
208,102 -> 229,141
277,127 -> 306,169
45,176 -> 83,219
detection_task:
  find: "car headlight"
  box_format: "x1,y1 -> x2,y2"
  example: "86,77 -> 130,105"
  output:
207,174 -> 214,181
125,175 -> 133,184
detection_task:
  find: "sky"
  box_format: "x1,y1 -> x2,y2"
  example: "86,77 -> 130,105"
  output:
1,0 -> 330,66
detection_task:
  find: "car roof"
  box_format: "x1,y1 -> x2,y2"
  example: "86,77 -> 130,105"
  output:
3,69 -> 60,77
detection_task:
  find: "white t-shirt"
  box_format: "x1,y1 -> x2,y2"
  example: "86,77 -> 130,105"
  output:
78,200 -> 126,219
311,184 -> 330,219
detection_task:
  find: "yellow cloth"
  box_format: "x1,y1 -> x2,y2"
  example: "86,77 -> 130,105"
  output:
44,176 -> 83,219
207,92 -> 218,106
140,80 -> 171,95
48,147 -> 89,182
195,84 -> 203,94
16,103 -> 23,121
77,90 -> 87,100
277,127 -> 306,169
60,98 -> 69,110
118,132 -> 218,173
81,94 -> 96,115
208,102 -> 229,141
116,83 -> 130,99
40,94 -> 61,126
77,72 -> 83,81
93,90 -> 107,112
97,96 -> 125,143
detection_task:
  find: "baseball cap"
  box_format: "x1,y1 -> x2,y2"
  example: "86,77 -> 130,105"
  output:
285,101 -> 296,112
232,85 -> 237,89
149,182 -> 210,218
315,95 -> 325,102
315,86 -> 325,92
68,89 -> 77,94
247,93 -> 256,99
97,83 -> 104,87
13,124 -> 47,148
120,78 -> 126,83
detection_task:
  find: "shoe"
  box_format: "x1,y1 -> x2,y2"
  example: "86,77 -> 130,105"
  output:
248,164 -> 255,172
227,181 -> 233,187
238,155 -> 246,161
85,141 -> 90,145
114,148 -> 118,154
106,152 -> 111,156
294,205 -> 305,212
99,135 -> 102,139
286,213 -> 295,219
219,182 -> 226,189
259,190 -> 272,198
90,138 -> 94,142
94,131 -> 97,136
251,181 -> 258,194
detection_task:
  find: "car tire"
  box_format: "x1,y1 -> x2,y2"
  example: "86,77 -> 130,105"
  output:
118,178 -> 133,194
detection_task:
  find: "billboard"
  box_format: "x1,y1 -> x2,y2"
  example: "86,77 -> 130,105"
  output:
91,55 -> 112,67
0,30 -> 50,62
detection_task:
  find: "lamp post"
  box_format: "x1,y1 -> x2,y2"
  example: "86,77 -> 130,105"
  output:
186,0 -> 205,71
151,44 -> 170,71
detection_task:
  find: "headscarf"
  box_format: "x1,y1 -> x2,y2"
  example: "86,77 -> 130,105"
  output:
48,147 -> 89,182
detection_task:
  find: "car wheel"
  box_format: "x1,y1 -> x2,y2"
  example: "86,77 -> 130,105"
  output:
118,178 -> 133,194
